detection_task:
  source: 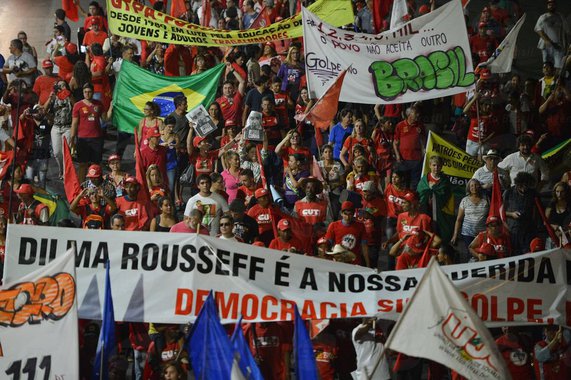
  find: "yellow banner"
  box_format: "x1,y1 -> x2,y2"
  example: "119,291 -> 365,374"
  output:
107,0 -> 354,46
422,131 -> 481,186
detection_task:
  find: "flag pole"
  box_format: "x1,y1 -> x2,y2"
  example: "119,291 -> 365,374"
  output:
99,342 -> 104,380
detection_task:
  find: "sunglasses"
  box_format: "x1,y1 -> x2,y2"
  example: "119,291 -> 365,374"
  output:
220,223 -> 233,227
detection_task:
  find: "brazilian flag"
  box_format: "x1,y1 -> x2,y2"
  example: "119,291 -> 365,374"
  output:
112,61 -> 225,133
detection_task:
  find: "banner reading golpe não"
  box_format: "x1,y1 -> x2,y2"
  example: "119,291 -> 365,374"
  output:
4,225 -> 571,327
107,0 -> 354,47
303,0 -> 476,104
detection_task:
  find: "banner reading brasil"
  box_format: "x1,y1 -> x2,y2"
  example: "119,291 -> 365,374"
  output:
4,225 -> 571,327
106,0 -> 354,46
112,60 -> 224,133
303,0 -> 475,104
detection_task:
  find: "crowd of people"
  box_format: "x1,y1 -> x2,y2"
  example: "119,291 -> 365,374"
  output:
1,0 -> 571,379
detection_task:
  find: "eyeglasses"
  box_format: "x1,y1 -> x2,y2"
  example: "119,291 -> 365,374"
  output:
220,223 -> 233,227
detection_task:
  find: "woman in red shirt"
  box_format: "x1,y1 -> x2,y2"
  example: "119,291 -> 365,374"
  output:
469,215 -> 512,260
89,43 -> 111,109
339,119 -> 372,170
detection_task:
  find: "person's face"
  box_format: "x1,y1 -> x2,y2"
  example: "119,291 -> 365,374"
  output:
143,104 -> 153,115
161,199 -> 173,214
401,199 -> 411,212
341,113 -> 352,124
18,34 -> 27,45
363,189 -> 375,201
219,218 -> 233,235
391,172 -> 402,186
164,366 -> 180,380
263,45 -> 272,55
469,180 -> 480,194
354,162 -> 366,175
555,185 -> 566,200
240,175 -> 253,188
54,28 -> 62,37
323,147 -> 333,160
198,179 -> 211,194
208,105 -> 218,117
230,210 -> 243,220
516,183 -> 527,194
126,183 -> 139,197
123,48 -> 134,61
511,75 -> 520,88
89,5 -> 98,15
547,2 -> 556,12
288,156 -> 299,169
279,228 -> 292,241
305,181 -> 317,196
408,109 -> 418,122
229,154 -> 240,167
430,161 -> 442,175
341,209 -> 354,223
218,19 -> 226,29
223,83 -> 235,97
519,142 -> 531,155
354,122 -> 364,135
111,218 -> 125,230
300,88 -> 309,101
261,100 -> 272,113
290,49 -> 300,60
236,56 -> 244,65
487,222 -> 500,234
213,179 -> 225,191
164,123 -> 174,134
258,195 -> 270,208
187,213 -> 202,228
543,64 -> 554,77
149,169 -> 161,185
271,82 -> 281,93
83,87 -> 94,100
177,99 -> 188,112
290,132 -> 300,145
88,190 -> 99,202
247,147 -> 257,161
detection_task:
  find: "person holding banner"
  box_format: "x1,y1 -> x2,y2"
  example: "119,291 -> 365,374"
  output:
325,200 -> 369,267
170,208 -> 209,235
389,229 -> 441,270
533,325 -> 571,380
469,215 -> 512,260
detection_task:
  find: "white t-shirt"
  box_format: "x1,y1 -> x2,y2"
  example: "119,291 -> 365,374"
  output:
351,325 -> 391,380
5,52 -> 37,86
184,192 -> 229,236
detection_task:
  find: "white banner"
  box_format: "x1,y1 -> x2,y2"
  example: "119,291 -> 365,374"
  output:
303,0 -> 476,104
4,225 -> 571,327
0,248 -> 78,379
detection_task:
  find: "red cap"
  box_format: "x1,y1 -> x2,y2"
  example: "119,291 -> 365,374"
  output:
193,136 -> 207,148
146,127 -> 161,138
277,219 -> 291,231
486,215 -> 500,225
125,176 -> 139,185
108,153 -> 121,162
86,164 -> 102,178
317,237 -> 328,246
65,43 -> 78,55
15,183 -> 34,195
341,201 -> 354,211
419,5 -> 430,14
529,238 -> 545,252
402,14 -> 411,21
476,243 -> 496,256
252,241 -> 266,247
254,188 -> 269,199
42,59 -> 53,69
480,69 -> 492,80
225,119 -> 237,128
90,17 -> 101,26
403,191 -> 417,203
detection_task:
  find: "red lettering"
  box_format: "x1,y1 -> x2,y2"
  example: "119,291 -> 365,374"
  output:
302,300 -> 317,319
320,302 -> 337,318
241,294 -> 259,320
132,2 -> 144,13
260,295 -> 278,321
351,302 -> 367,316
471,293 -> 488,321
144,7 -> 156,20
506,297 -> 525,321
377,299 -> 393,312
490,295 -> 504,322
194,289 -> 210,315
216,292 -> 239,320
174,289 -> 193,315
280,299 -> 295,320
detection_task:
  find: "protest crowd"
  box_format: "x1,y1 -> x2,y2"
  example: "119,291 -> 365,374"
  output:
1,0 -> 571,379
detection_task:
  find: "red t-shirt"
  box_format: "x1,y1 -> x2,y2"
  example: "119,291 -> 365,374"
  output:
467,114 -> 500,143
473,231 -> 511,258
169,221 -> 210,234
116,196 -> 150,231
342,136 -> 371,163
82,30 -> 108,49
273,91 -> 289,123
385,183 -> 408,219
190,151 -> 218,177
396,212 -> 432,239
247,204 -> 284,235
236,184 -> 259,207
279,146 -> 311,168
394,120 -> 424,161
262,113 -> 281,142
357,197 -> 387,245
72,99 -> 105,138
33,75 -> 61,105
269,236 -> 305,253
243,322 -> 292,380
54,56 -> 74,82
216,92 -> 243,126
495,335 -> 534,379
396,247 -> 437,270
141,144 -> 168,185
313,334 -> 338,380
324,220 -> 366,265
294,200 -> 327,225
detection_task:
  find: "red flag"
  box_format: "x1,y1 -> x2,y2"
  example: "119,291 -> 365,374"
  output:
63,137 -> 81,203
250,6 -> 271,29
310,319 -> 330,339
283,214 -> 314,255
62,0 -> 79,22
488,169 -> 506,221
311,156 -> 324,182
295,69 -> 348,147
417,234 -> 435,268
535,197 -> 559,246
170,0 -> 186,17
372,0 -> 392,33
200,0 -> 211,27
0,151 -> 14,180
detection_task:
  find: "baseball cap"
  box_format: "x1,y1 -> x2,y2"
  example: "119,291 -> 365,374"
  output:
529,238 -> 545,252
42,59 -> 53,69
486,215 -> 500,225
419,5 -> 430,14
86,164 -> 102,178
225,119 -> 237,128
317,237 -> 328,246
15,183 -> 34,195
125,176 -> 139,185
254,188 -> 269,199
146,127 -> 161,138
480,69 -> 492,80
193,136 -> 207,148
65,42 -> 78,55
341,201 -> 354,211
277,219 -> 291,231
108,153 -> 121,162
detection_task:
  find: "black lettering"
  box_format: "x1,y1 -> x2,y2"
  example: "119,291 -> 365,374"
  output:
92,243 -> 109,268
384,275 -> 401,291
348,274 -> 365,293
328,272 -> 345,292
275,261 -> 290,286
232,253 -> 248,276
197,246 -> 213,274
161,245 -> 178,272
142,244 -> 159,271
215,249 -> 230,276
19,237 -> 37,265
250,256 -> 264,281
179,245 -> 196,272
367,274 -> 383,291
299,268 -> 317,290
537,257 -> 556,284
121,243 -> 139,270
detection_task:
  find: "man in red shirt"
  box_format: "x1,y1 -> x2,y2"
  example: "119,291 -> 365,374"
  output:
170,208 -> 210,234
325,201 -> 369,267
236,169 -> 260,208
216,80 -> 245,127
392,107 -> 425,189
115,176 -> 150,231
70,83 -> 111,182
269,219 -> 306,254
470,22 -> 498,64
246,188 -> 285,246
388,191 -> 432,247
242,322 -> 292,380
82,18 -> 108,57
32,60 -> 61,106
356,181 -> 387,269
294,177 -> 327,225
140,127 -> 168,188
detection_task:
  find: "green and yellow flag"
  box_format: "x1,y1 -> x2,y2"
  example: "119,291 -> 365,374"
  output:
112,61 -> 225,133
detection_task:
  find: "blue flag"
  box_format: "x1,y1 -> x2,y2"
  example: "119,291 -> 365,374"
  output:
294,305 -> 318,380
231,317 -> 264,380
93,262 -> 116,380
187,291 -> 245,379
